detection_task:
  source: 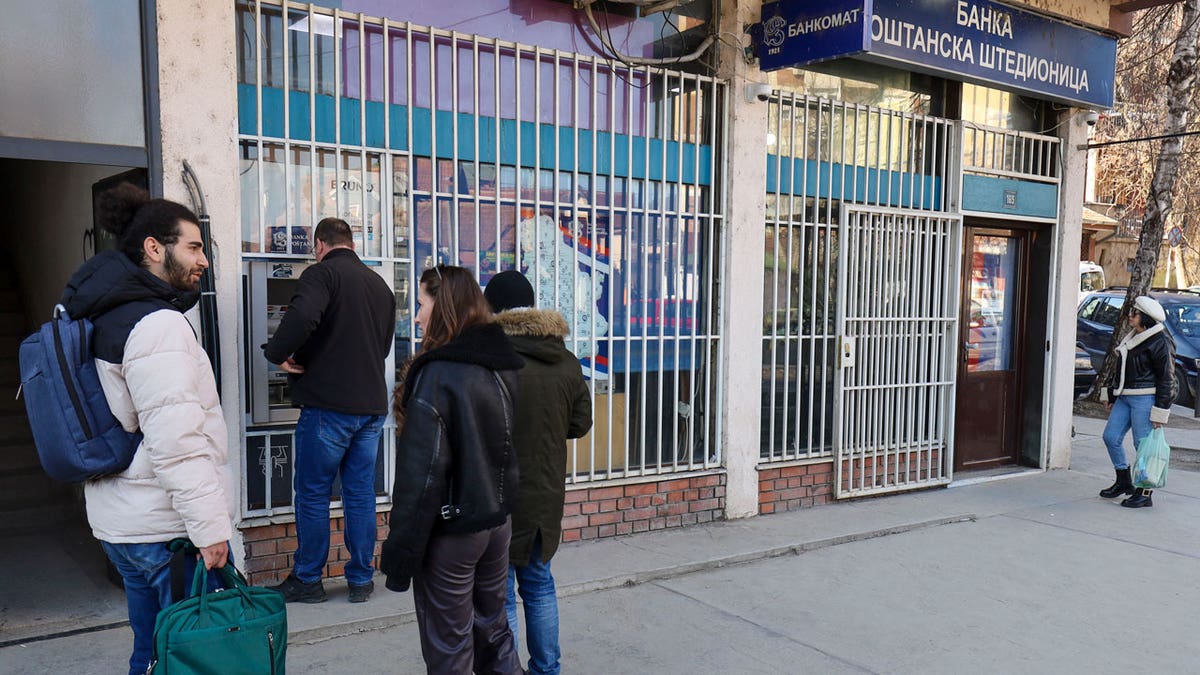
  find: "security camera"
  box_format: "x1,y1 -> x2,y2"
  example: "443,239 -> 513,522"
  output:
745,82 -> 773,104
1084,110 -> 1099,126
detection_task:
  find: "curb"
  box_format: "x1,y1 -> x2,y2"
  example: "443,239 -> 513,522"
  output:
290,514 -> 976,644
3,514 -> 977,648
0,620 -> 131,650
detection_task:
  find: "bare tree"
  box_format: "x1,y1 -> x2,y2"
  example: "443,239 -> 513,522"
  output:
1090,0 -> 1200,401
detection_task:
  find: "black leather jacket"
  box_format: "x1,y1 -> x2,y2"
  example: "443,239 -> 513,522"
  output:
381,322 -> 523,591
1105,325 -> 1175,415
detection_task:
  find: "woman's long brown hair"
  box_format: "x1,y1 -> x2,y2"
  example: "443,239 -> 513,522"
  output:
416,264 -> 492,352
393,264 -> 492,422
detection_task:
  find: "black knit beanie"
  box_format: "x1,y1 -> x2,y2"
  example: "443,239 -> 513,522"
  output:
484,270 -> 535,312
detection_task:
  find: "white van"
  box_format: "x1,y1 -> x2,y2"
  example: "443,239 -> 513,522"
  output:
1080,261 -> 1105,305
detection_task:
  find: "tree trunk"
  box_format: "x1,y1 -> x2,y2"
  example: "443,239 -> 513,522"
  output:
1090,0 -> 1200,402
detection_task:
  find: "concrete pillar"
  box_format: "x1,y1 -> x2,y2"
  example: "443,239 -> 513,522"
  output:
153,1 -> 244,544
718,0 -> 769,518
1047,111 -> 1089,469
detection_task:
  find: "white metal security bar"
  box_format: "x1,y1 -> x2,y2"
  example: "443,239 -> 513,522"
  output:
762,92 -> 957,466
962,122 -> 1061,184
236,1 -> 726,517
834,206 -> 961,497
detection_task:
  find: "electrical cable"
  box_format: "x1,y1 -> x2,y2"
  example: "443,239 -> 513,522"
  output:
182,161 -> 223,396
1084,129 -> 1200,150
579,0 -> 715,66
597,6 -> 655,92
659,7 -> 679,61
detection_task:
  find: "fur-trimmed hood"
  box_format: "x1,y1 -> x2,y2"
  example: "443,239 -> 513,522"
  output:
491,307 -> 592,567
493,308 -> 573,365
492,308 -> 570,339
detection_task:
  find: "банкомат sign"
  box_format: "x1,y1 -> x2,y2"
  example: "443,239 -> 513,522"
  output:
756,0 -> 1117,108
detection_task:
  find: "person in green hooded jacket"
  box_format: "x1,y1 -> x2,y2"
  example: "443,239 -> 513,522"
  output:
485,271 -> 592,675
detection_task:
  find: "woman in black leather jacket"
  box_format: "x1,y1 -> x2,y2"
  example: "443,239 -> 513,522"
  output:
382,265 -> 524,674
1099,295 -> 1175,508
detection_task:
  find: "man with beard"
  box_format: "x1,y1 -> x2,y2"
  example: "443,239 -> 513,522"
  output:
264,217 -> 394,604
60,183 -> 234,675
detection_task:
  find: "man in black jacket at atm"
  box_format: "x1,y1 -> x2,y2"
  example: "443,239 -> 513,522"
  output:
264,217 -> 395,603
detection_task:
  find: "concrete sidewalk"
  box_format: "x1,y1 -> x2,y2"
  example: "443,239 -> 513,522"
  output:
281,408 -> 1200,645
4,414 -> 1199,673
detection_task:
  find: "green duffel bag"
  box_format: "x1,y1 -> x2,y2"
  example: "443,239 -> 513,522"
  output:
149,548 -> 287,674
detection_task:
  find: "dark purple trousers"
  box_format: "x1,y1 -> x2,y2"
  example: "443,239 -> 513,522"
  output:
412,517 -> 523,675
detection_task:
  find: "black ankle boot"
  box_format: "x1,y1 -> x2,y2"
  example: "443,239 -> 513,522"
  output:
1120,488 -> 1154,508
1100,468 -> 1134,498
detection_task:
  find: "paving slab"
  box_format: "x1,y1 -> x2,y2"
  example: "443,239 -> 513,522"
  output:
657,514 -> 1200,674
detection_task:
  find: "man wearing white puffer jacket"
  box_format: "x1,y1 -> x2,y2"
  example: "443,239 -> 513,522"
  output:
61,183 -> 235,675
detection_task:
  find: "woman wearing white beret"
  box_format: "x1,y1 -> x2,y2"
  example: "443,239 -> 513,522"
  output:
1099,295 -> 1175,508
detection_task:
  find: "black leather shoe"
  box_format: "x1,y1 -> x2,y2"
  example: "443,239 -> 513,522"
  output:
1120,488 -> 1154,508
348,580 -> 374,603
1100,468 -> 1134,498
270,573 -> 327,603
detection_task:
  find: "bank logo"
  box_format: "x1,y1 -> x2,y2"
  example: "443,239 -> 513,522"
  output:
763,15 -> 787,48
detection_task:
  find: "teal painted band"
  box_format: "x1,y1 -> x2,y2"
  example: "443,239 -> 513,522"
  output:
238,84 -> 713,185
766,155 -> 944,210
961,174 -> 1058,219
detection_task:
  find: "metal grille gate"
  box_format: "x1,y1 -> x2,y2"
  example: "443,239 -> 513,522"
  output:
835,207 -> 961,497
762,92 -> 962,498
236,1 -> 726,516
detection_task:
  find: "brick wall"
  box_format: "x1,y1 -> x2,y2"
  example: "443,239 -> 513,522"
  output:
561,473 -> 726,541
838,452 -> 944,493
242,512 -> 388,586
758,461 -> 834,514
241,473 -> 728,583
758,453 -> 944,514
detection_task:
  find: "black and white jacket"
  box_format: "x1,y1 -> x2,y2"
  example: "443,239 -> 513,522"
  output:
1100,322 -> 1175,424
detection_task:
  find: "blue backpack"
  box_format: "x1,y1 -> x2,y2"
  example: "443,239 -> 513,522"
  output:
18,305 -> 142,482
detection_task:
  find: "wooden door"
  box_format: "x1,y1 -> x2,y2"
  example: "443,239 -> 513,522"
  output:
954,228 -> 1027,471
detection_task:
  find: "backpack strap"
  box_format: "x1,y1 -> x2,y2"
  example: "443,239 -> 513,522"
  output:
166,538 -> 199,603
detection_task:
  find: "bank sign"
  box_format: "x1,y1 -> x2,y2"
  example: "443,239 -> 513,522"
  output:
757,0 -> 1117,108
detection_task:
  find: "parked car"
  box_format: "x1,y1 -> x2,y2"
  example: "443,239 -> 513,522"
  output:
1076,288 -> 1200,405
1075,343 -> 1096,399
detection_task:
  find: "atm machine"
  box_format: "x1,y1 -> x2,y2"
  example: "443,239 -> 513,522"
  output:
242,259 -> 401,513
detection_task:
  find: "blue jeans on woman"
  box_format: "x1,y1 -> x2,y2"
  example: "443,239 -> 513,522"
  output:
506,532 -> 561,675
101,541 -> 228,675
1102,394 -> 1154,470
293,407 -> 384,586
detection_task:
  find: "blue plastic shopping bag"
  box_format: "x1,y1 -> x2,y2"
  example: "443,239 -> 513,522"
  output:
1133,428 -> 1170,489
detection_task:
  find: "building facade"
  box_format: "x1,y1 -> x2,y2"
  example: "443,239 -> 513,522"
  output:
0,0 -> 1151,585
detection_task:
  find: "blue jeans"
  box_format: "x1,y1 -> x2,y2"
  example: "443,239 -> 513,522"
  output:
101,541 -> 227,675
506,533 -> 561,675
293,407 -> 384,586
1103,394 -> 1154,470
